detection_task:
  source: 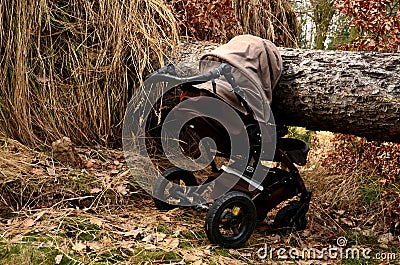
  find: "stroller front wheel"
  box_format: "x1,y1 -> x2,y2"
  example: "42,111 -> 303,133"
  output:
205,191 -> 256,248
153,167 -> 198,211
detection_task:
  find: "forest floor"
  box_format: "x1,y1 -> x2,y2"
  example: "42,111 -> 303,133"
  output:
0,133 -> 399,265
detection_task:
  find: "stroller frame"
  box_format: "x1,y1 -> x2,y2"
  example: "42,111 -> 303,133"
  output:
150,63 -> 312,248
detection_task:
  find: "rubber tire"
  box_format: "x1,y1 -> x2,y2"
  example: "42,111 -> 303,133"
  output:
153,167 -> 198,211
205,191 -> 256,248
273,201 -> 308,232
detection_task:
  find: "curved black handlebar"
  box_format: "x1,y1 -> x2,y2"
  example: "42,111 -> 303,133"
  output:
148,63 -> 235,88
147,62 -> 251,110
147,62 -> 250,110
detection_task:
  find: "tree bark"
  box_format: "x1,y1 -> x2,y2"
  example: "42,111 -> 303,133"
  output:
172,41 -> 400,143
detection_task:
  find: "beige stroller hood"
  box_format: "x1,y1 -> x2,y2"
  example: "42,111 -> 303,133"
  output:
196,34 -> 283,124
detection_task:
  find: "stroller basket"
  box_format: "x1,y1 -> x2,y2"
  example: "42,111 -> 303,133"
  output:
276,138 -> 310,166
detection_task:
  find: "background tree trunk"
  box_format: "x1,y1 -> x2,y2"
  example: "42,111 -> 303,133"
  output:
311,0 -> 335,49
173,41 -> 400,143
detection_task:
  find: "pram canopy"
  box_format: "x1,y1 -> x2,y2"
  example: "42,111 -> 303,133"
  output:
195,34 -> 283,124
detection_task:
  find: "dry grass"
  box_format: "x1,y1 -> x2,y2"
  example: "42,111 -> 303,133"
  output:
0,136 -> 141,216
0,0 -> 178,147
0,0 -> 299,148
232,0 -> 299,47
301,131 -> 398,237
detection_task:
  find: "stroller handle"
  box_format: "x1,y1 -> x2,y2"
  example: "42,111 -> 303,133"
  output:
149,63 -> 234,87
148,62 -> 251,113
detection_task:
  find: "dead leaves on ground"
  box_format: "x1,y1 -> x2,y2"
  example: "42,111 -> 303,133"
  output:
2,205 -> 400,264
1,206 -> 260,264
1,138 -> 136,212
1,137 -> 399,264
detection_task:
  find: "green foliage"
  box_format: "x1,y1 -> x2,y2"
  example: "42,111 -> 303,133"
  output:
295,0 -> 336,49
358,174 -> 382,206
156,225 -> 172,235
131,249 -> 180,263
0,240 -> 73,265
326,16 -> 352,50
62,219 -> 102,241
287,127 -> 315,147
312,0 -> 336,49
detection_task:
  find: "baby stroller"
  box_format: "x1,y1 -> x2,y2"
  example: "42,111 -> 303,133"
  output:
144,35 -> 312,248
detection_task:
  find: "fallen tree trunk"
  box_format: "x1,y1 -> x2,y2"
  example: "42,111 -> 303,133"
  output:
172,41 -> 400,143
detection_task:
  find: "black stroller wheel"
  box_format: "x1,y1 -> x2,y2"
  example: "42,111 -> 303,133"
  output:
205,191 -> 256,248
153,167 -> 198,211
273,201 -> 308,232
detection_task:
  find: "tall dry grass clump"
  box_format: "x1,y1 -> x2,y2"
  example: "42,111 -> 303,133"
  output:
0,0 -> 178,147
232,0 -> 298,47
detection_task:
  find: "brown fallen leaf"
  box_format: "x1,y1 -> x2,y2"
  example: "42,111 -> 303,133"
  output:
141,232 -> 167,244
240,252 -> 252,258
192,260 -> 203,265
104,175 -> 111,186
103,236 -> 112,245
90,188 -> 102,194
87,241 -> 102,251
39,241 -> 54,248
34,210 -> 46,221
10,235 -> 23,243
55,254 -> 63,264
47,167 -> 56,176
72,242 -> 87,252
24,219 -> 35,228
51,137 -> 82,167
116,185 -> 128,195
110,169 -> 120,175
142,234 -> 153,243
160,215 -> 171,222
340,217 -> 354,227
90,217 -> 103,227
229,249 -> 240,256
229,249 -> 251,259
181,249 -> 204,262
219,256 -> 241,265
85,159 -> 95,168
31,167 -> 44,175
154,232 -> 167,243
159,237 -> 180,251
124,229 -> 143,238
183,252 -> 201,262
378,233 -> 394,244
144,244 -> 157,250
336,210 -> 345,216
